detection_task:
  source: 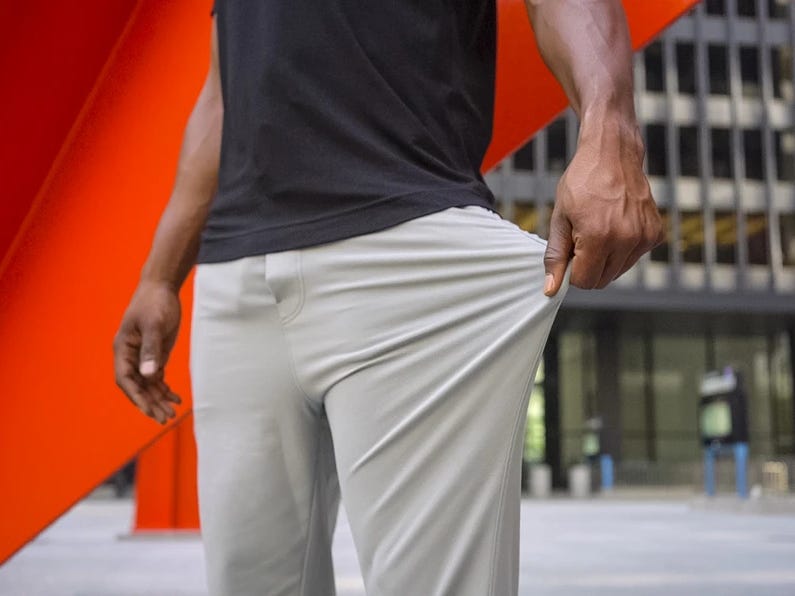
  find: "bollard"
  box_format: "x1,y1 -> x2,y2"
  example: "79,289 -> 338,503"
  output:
703,442 -> 750,499
734,442 -> 749,499
568,464 -> 591,498
529,464 -> 552,498
704,445 -> 716,497
600,454 -> 614,492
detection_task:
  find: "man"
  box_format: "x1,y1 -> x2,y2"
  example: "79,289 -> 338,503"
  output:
113,0 -> 662,594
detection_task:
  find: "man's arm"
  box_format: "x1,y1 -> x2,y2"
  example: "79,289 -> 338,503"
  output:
113,20 -> 222,424
141,20 -> 222,291
525,0 -> 664,295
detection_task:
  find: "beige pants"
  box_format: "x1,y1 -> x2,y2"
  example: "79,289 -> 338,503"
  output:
191,206 -> 568,596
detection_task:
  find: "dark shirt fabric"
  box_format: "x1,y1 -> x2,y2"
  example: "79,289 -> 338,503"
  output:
199,0 -> 497,263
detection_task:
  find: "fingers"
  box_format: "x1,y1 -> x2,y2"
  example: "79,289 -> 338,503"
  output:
133,379 -> 180,424
614,244 -> 647,281
543,210 -> 574,296
569,243 -> 607,290
139,322 -> 164,379
119,376 -> 179,425
595,250 -> 630,289
115,371 -> 156,419
611,212 -> 665,282
114,332 -> 181,425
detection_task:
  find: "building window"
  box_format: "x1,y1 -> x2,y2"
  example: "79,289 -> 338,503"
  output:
513,202 -> 539,234
746,212 -> 770,266
708,44 -> 730,95
513,139 -> 535,171
743,129 -> 764,181
705,0 -> 726,15
736,0 -> 757,17
711,128 -> 733,179
646,124 -> 668,176
546,118 -> 567,172
715,211 -> 737,265
651,334 -> 707,462
677,43 -> 697,95
739,46 -> 761,98
775,129 -> 795,182
680,211 -> 705,264
644,42 -> 666,93
771,46 -> 794,101
679,126 -> 700,177
768,0 -> 790,19
650,209 -> 671,262
781,214 -> 795,267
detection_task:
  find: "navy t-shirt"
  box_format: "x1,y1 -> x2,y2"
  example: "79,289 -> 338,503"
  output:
199,0 -> 497,263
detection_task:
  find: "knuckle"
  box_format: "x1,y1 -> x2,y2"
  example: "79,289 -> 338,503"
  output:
623,254 -> 641,272
544,252 -> 563,267
570,270 -> 594,290
645,225 -> 664,248
646,233 -> 662,250
591,232 -> 614,251
139,317 -> 162,336
576,228 -> 603,249
112,329 -> 129,351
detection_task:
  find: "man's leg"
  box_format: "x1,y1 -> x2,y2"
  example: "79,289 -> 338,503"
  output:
191,256 -> 340,596
283,207 -> 568,595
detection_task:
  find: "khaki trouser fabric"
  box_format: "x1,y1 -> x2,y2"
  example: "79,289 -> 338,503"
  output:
191,206 -> 568,596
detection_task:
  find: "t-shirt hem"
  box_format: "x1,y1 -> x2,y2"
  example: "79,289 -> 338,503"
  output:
197,186 -> 495,264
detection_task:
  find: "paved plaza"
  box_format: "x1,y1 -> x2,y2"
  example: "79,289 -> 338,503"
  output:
2,496 -> 795,595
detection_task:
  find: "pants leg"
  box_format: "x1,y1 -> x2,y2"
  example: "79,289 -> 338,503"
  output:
280,206 -> 568,596
191,256 -> 340,596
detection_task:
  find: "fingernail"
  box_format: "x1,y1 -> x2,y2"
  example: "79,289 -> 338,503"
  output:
544,274 -> 555,295
140,360 -> 156,376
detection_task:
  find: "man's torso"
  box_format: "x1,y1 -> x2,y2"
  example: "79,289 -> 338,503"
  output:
199,0 -> 497,263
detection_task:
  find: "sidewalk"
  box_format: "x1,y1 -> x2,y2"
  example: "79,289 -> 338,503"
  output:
2,496 -> 795,595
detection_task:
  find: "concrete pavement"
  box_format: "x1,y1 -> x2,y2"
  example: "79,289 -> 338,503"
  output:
2,496 -> 795,595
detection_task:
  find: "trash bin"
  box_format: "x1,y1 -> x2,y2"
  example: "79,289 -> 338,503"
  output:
529,464 -> 552,498
568,464 -> 591,498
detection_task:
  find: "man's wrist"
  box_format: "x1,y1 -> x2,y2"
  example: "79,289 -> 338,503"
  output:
578,101 -> 644,161
138,271 -> 182,294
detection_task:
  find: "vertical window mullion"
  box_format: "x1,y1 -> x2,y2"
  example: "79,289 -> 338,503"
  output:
696,5 -> 718,286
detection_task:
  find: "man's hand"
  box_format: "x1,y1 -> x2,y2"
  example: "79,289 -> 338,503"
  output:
113,281 -> 182,424
111,19 -> 220,423
543,119 -> 664,295
525,0 -> 664,295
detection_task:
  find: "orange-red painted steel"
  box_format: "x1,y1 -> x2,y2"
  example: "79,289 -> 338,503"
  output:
0,0 -> 698,562
0,1 -> 137,262
0,1 -> 212,563
134,415 -> 200,532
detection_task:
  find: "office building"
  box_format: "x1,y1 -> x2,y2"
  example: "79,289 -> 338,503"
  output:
487,0 -> 795,488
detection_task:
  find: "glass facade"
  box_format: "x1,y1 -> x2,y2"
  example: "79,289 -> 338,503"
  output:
553,319 -> 794,471
499,1 -> 795,485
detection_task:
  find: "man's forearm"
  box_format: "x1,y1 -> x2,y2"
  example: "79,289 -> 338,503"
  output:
527,0 -> 663,294
525,0 -> 638,138
140,24 -> 222,291
140,91 -> 222,290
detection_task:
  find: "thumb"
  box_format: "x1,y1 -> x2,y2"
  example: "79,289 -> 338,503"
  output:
138,322 -> 164,379
543,212 -> 573,297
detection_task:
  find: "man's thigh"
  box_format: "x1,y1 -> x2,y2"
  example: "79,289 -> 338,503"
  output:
191,256 -> 339,596
285,207 -> 568,595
